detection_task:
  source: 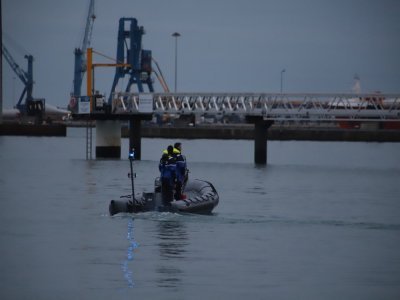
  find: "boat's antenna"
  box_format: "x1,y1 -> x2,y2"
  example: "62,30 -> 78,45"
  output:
128,148 -> 135,201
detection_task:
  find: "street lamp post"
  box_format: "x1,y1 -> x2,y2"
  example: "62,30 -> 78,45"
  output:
280,69 -> 286,93
172,32 -> 181,93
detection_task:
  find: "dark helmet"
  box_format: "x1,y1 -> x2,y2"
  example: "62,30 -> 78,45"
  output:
174,142 -> 182,151
167,145 -> 174,155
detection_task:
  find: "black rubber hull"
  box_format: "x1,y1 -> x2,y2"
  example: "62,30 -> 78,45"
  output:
109,179 -> 219,216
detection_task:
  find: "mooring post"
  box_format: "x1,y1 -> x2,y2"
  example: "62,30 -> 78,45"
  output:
129,118 -> 142,160
247,116 -> 274,165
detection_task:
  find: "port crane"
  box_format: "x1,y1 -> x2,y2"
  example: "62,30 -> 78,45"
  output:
106,17 -> 171,104
107,17 -> 155,104
2,44 -> 44,119
85,17 -> 170,108
72,10 -> 170,113
70,0 -> 96,112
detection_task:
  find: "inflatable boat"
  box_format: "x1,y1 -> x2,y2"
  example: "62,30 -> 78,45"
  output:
109,151 -> 219,216
109,177 -> 219,215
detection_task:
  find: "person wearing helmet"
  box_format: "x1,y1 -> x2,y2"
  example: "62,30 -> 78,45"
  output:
159,145 -> 176,204
173,142 -> 187,200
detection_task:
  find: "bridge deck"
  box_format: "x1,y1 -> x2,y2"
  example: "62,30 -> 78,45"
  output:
74,92 -> 400,164
97,92 -> 400,122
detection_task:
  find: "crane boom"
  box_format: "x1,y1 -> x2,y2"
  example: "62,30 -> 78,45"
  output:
2,44 -> 29,86
2,43 -> 44,121
71,0 -> 96,112
81,0 -> 96,56
2,44 -> 34,108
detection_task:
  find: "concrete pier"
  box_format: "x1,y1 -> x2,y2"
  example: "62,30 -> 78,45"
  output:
122,124 -> 400,142
254,119 -> 274,164
245,117 -> 274,164
95,120 -> 121,158
120,123 -> 399,164
0,123 -> 66,136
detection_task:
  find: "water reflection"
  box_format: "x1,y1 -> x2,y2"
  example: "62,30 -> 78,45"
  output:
84,160 -> 98,196
122,217 -> 138,288
156,220 -> 188,288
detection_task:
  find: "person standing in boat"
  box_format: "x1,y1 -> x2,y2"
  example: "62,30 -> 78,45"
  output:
159,145 -> 176,204
173,142 -> 188,200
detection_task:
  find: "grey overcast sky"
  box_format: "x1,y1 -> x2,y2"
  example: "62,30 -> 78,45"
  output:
2,0 -> 400,108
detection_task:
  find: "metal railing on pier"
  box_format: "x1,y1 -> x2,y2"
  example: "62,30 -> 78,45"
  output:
109,92 -> 400,122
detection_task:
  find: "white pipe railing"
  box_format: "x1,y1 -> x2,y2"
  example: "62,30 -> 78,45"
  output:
110,92 -> 400,121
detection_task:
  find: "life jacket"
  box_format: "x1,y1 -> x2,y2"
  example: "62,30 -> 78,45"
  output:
159,153 -> 176,184
173,147 -> 187,182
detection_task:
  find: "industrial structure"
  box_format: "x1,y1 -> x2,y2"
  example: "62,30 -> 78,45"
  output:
69,1 -> 159,111
2,44 -> 45,123
108,17 -> 155,101
70,3 -> 400,164
82,91 -> 400,163
75,15 -> 169,160
70,0 -> 96,113
69,0 -> 167,159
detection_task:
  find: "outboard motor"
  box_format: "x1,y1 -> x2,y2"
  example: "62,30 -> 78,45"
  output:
109,198 -> 133,216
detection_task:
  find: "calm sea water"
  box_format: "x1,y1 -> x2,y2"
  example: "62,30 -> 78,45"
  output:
1,127 -> 399,300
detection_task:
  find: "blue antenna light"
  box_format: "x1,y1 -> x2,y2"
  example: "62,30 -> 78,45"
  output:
129,148 -> 135,160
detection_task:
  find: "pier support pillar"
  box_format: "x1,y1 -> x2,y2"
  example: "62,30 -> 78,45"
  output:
128,114 -> 153,160
96,120 -> 121,158
247,116 -> 274,165
129,118 -> 142,160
